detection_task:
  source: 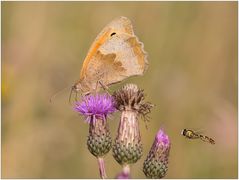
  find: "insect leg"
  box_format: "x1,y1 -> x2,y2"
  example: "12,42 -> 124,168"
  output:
68,88 -> 74,104
93,81 -> 100,95
74,91 -> 79,102
98,80 -> 111,95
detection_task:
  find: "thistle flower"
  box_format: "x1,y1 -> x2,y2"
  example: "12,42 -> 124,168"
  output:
74,93 -> 116,178
143,129 -> 170,179
74,94 -> 115,123
112,84 -> 153,166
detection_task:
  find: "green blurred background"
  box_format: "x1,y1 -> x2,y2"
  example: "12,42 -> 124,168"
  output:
2,2 -> 237,178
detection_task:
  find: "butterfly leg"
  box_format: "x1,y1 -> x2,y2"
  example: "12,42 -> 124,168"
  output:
75,91 -> 79,101
94,80 -> 100,93
98,80 -> 111,95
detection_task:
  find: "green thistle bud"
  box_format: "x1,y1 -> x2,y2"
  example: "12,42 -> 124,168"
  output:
87,116 -> 112,157
143,129 -> 170,179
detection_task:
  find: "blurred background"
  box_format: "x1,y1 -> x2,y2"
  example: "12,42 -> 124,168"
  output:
2,2 -> 237,178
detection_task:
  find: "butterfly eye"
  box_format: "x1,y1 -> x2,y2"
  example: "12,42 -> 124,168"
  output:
110,32 -> 116,37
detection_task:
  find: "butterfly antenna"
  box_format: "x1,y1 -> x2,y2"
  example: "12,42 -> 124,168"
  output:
50,86 -> 71,103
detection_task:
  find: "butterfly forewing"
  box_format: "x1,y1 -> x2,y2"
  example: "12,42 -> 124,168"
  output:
75,16 -> 148,94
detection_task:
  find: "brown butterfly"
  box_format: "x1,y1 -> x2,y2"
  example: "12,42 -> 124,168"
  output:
70,16 -> 148,100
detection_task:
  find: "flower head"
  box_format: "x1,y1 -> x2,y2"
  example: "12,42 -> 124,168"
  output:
74,93 -> 116,122
112,84 -> 153,166
143,129 -> 171,179
156,129 -> 170,148
74,93 -> 115,158
113,84 -> 153,114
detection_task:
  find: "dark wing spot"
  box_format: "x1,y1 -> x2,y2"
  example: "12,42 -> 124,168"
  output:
110,32 -> 116,37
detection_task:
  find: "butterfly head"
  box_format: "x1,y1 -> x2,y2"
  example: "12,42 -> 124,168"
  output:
72,83 -> 81,92
72,81 -> 90,94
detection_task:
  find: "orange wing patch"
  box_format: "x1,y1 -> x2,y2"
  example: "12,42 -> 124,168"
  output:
127,36 -> 148,72
80,29 -> 112,79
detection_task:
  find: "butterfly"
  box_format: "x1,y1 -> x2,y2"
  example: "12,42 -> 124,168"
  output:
70,16 -> 148,100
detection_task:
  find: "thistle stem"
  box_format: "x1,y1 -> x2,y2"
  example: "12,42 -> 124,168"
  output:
122,164 -> 130,177
97,157 -> 107,179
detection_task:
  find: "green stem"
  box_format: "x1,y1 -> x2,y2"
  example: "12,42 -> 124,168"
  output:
122,164 -> 130,177
98,157 -> 107,179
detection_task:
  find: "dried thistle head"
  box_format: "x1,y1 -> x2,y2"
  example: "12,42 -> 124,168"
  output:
113,83 -> 153,115
112,84 -> 153,166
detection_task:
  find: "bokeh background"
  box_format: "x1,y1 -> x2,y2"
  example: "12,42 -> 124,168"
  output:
2,2 -> 237,178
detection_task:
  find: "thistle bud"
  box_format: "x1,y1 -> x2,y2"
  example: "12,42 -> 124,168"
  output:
143,129 -> 170,178
112,84 -> 153,165
74,93 -> 115,157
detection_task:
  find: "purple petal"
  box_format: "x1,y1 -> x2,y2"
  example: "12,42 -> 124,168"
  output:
74,93 -> 116,122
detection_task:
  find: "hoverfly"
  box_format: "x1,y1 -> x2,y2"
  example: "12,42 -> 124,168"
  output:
181,129 -> 215,145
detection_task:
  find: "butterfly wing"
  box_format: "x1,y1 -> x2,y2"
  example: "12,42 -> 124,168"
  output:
97,33 -> 148,85
80,16 -> 134,78
79,16 -> 148,91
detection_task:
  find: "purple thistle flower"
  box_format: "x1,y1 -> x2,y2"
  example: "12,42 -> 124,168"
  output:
143,129 -> 171,179
156,129 -> 170,148
74,93 -> 116,123
73,93 -> 116,178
